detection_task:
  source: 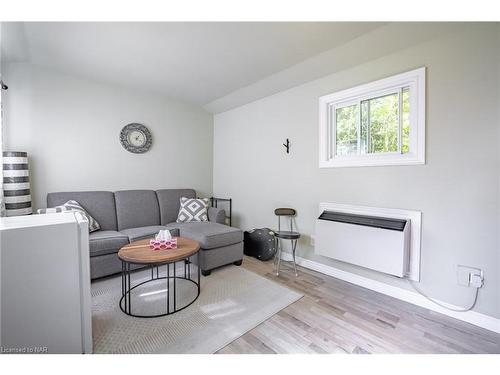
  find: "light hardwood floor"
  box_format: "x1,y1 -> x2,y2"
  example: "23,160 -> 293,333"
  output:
217,256 -> 500,354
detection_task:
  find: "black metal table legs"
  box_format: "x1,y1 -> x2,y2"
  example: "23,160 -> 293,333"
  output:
119,252 -> 201,318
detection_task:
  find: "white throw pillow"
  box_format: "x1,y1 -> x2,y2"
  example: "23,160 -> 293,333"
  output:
38,200 -> 101,232
176,197 -> 209,223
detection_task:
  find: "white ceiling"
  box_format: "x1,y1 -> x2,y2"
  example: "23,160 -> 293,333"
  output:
1,22 -> 384,107
206,22 -> 466,113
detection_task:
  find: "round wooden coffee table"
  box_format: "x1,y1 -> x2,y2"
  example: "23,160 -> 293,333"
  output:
118,237 -> 200,318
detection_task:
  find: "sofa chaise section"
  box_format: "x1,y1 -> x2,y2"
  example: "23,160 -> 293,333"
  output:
156,189 -> 243,276
165,221 -> 244,275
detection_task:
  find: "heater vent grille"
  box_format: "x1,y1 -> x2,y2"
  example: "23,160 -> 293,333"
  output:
318,211 -> 407,231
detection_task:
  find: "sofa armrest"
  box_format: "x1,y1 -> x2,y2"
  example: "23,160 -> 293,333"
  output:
208,207 -> 226,225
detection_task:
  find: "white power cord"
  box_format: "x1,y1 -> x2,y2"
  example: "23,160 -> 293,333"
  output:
406,279 -> 479,312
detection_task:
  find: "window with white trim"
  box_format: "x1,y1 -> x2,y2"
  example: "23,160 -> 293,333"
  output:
319,67 -> 425,168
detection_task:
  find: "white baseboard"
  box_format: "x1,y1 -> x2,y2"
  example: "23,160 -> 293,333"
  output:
280,253 -> 500,334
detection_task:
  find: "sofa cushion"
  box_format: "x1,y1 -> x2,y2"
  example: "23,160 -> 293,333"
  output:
156,189 -> 196,225
114,190 -> 160,230
89,230 -> 129,257
165,222 -> 242,250
120,226 -> 180,242
47,191 -> 118,231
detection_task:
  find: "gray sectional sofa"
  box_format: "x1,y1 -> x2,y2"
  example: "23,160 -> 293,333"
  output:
47,189 -> 243,279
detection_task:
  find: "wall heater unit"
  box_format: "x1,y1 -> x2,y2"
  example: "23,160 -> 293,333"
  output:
315,209 -> 411,278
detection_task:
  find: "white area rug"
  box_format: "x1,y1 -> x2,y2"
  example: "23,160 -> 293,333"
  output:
91,265 -> 302,353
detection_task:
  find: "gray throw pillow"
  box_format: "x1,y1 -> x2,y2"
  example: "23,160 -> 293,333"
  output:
176,197 -> 209,223
38,200 -> 101,232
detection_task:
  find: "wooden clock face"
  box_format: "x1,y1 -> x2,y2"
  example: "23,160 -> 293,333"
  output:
120,123 -> 152,153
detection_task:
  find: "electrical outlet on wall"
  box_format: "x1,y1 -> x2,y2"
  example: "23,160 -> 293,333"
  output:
457,265 -> 484,288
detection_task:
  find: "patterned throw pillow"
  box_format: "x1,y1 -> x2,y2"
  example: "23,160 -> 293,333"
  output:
37,200 -> 101,232
176,197 -> 209,223
37,206 -> 71,214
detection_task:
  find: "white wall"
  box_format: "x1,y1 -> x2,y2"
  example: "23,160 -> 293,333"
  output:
3,63 -> 214,209
214,25 -> 500,318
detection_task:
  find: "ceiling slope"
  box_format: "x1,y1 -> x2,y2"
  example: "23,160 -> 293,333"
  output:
1,22 -> 383,106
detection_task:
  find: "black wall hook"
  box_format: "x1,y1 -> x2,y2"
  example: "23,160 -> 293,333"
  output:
283,138 -> 290,154
1,80 -> 8,90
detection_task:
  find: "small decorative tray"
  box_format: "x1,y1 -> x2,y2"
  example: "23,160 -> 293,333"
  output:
149,238 -> 178,250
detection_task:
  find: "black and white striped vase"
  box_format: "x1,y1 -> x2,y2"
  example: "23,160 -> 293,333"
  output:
2,151 -> 32,216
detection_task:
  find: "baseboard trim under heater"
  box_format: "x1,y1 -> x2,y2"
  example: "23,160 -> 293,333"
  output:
315,203 -> 421,280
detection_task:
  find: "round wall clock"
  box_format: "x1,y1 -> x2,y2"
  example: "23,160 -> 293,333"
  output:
119,123 -> 153,153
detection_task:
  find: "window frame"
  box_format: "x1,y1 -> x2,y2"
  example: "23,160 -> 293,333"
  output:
319,67 -> 426,168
